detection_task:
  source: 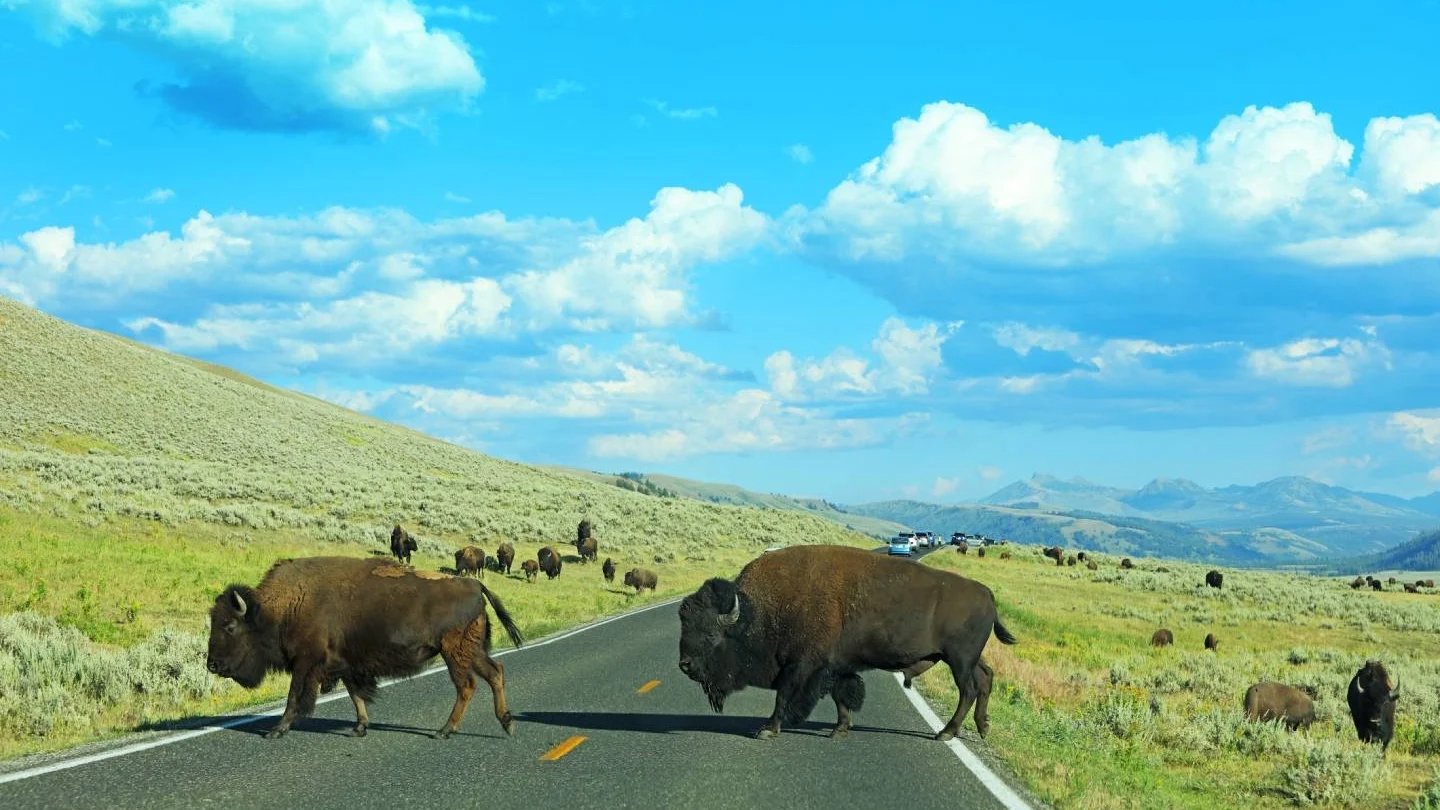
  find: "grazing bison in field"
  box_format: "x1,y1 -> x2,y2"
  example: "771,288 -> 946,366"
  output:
1086,560 -> 1098,570
1042,546 -> 1063,562
899,657 -> 996,737
1000,551 -> 1012,560
1348,661 -> 1399,753
538,546 -> 562,580
1121,558 -> 1134,569
1425,579 -> 1436,588
1405,583 -> 1419,593
977,546 -> 987,558
1204,633 -> 1219,652
1243,682 -> 1315,730
1205,570 -> 1224,589
1150,628 -> 1173,647
454,546 -> 486,578
206,556 -> 524,739
521,560 -> 539,582
1387,577 -> 1398,585
494,542 -> 515,575
389,525 -> 418,565
574,519 -> 597,563
677,545 -> 1017,741
602,557 -> 616,584
1065,555 -> 1077,567
956,542 -> 968,555
1350,576 -> 1366,590
1371,579 -> 1384,591
624,567 -> 658,592
1076,552 -> 1088,562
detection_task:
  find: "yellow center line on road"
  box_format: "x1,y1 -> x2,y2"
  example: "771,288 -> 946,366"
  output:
637,679 -> 661,694
538,736 -> 588,761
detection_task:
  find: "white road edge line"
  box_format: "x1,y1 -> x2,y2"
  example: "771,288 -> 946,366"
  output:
892,673 -> 1032,810
0,597 -> 682,786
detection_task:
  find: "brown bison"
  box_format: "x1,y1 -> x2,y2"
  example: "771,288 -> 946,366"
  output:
494,542 -> 515,575
1204,632 -> 1219,652
454,546 -> 486,578
1150,628 -> 1173,647
521,559 -> 539,582
1000,551 -> 1012,560
1042,546 -> 1063,562
677,545 -> 1017,741
956,542 -> 968,555
1425,579 -> 1436,588
574,519 -> 597,563
1348,661 -> 1399,753
1121,558 -> 1134,569
1405,583 -> 1419,593
389,525 -> 418,565
1243,682 -> 1315,730
1371,579 -> 1384,591
1076,551 -> 1088,562
538,546 -> 562,580
977,546 -> 987,558
206,556 -> 523,739
1350,576 -> 1366,589
1065,555 -> 1076,567
1086,560 -> 1098,570
1387,577 -> 1399,585
898,657 -> 995,737
602,557 -> 616,584
1205,570 -> 1224,589
624,567 -> 658,592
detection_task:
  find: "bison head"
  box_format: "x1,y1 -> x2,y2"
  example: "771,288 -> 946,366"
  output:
1348,660 -> 1400,750
678,578 -> 749,713
206,586 -> 275,689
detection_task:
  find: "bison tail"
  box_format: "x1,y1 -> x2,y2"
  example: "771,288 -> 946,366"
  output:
480,584 -> 526,649
993,616 -> 1018,645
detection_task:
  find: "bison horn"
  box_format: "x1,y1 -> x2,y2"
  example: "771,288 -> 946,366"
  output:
719,592 -> 741,626
231,590 -> 247,616
1390,676 -> 1400,700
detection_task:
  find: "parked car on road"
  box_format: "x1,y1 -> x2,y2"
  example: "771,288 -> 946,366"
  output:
888,535 -> 913,556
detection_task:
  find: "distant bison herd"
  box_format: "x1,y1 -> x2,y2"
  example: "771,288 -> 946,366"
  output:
202,534 -> 1411,758
1350,574 -> 1435,594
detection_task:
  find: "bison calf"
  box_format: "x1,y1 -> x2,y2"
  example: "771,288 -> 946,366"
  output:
1150,628 -> 1173,647
624,567 -> 658,592
1243,682 -> 1315,731
206,557 -> 524,740
521,559 -> 539,582
602,557 -> 616,584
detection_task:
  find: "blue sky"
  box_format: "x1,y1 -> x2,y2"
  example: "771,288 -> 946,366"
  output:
4,0 -> 1440,503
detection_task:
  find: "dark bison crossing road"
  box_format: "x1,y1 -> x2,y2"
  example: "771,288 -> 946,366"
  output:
0,599 -> 1027,810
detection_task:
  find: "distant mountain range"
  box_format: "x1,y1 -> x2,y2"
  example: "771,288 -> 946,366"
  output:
834,474 -> 1439,563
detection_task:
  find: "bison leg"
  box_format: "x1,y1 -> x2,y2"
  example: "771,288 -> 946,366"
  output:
830,674 -> 865,738
268,660 -> 324,739
435,626 -> 481,739
342,675 -> 377,737
937,650 -> 983,742
473,653 -> 515,736
758,664 -> 828,740
971,659 -> 993,737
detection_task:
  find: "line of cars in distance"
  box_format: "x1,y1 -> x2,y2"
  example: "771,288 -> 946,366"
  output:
887,530 -> 1005,556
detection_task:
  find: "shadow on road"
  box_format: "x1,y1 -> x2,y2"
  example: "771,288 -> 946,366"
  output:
515,711 -> 933,740
139,715 -> 505,740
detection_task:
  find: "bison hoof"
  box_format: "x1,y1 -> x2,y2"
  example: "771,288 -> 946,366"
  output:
902,678 -> 914,689
350,725 -> 367,738
755,727 -> 779,740
434,728 -> 454,740
502,718 -> 516,736
264,727 -> 288,740
830,726 -> 850,739
935,730 -> 955,742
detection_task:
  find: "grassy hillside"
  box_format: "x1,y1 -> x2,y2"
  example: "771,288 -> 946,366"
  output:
0,297 -> 871,758
1338,529 -> 1440,576
910,546 -> 1440,808
546,466 -> 908,539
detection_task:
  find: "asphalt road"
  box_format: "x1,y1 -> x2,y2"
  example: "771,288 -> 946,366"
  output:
1,577 -> 1022,810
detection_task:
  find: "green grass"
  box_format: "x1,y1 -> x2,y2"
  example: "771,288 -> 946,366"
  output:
912,547 -> 1440,808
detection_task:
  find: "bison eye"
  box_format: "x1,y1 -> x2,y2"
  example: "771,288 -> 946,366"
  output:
224,619 -> 239,636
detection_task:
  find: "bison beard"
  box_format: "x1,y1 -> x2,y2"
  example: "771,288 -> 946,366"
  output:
678,546 -> 1015,742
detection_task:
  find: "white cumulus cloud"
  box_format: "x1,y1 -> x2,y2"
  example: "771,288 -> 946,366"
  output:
7,0 -> 483,132
1246,336 -> 1392,388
